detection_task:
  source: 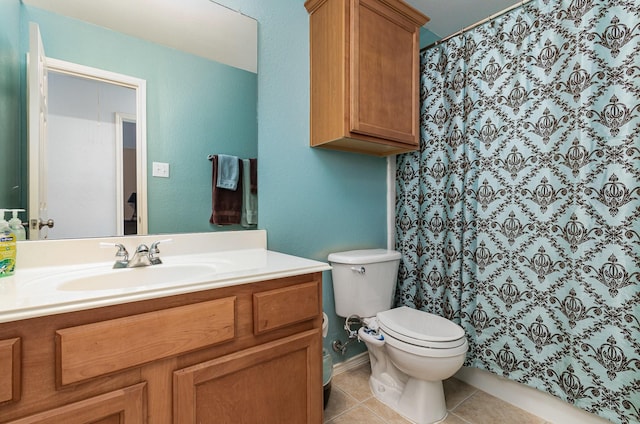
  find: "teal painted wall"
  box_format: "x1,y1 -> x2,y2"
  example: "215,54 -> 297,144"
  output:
217,0 -> 389,364
0,0 -> 21,208
17,5 -> 257,233
420,27 -> 441,49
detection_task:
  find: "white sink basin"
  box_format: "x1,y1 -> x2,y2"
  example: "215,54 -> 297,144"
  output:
57,263 -> 218,291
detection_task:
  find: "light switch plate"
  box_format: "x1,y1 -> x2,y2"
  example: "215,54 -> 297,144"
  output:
152,162 -> 170,178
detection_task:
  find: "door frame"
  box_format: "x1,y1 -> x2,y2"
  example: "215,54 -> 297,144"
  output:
29,55 -> 148,237
115,112 -> 137,235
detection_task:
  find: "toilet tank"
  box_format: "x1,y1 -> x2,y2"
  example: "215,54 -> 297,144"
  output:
328,249 -> 402,318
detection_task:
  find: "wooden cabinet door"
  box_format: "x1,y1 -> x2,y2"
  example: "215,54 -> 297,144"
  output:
5,383 -> 146,424
173,330 -> 322,424
305,0 -> 427,155
350,0 -> 421,145
0,338 -> 20,404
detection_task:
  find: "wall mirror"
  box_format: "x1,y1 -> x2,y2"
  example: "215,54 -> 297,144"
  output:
0,0 -> 258,240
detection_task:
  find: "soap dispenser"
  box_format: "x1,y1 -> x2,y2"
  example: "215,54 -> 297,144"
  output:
0,210 -> 16,277
9,209 -> 26,241
0,210 -> 9,234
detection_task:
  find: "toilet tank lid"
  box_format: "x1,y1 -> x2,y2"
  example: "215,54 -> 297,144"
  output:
328,249 -> 401,265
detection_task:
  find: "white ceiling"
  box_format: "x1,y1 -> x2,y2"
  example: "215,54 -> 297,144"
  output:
21,0 -> 257,73
404,0 -> 525,38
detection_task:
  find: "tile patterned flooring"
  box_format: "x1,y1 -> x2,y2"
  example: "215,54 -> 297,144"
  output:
324,363 -> 550,424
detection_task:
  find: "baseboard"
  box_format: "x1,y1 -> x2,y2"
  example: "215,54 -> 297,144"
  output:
455,367 -> 609,424
332,352 -> 369,376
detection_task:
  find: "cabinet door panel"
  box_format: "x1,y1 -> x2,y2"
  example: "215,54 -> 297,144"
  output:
350,0 -> 420,144
5,383 -> 146,424
174,330 -> 322,424
0,338 -> 20,404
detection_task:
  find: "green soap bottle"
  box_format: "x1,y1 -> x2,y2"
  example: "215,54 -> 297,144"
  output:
0,210 -> 16,277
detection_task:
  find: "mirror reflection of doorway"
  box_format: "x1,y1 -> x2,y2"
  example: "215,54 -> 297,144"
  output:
29,22 -> 148,239
47,72 -> 136,239
121,119 -> 137,235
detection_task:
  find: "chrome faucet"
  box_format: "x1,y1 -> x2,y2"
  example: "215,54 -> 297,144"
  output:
102,239 -> 171,269
127,244 -> 153,268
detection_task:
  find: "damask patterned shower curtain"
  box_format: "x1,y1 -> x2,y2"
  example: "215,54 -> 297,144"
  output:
394,1 -> 640,422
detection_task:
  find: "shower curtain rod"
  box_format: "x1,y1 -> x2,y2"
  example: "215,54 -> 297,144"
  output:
421,0 -> 533,51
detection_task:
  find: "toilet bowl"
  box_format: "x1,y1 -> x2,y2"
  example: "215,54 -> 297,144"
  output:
359,306 -> 468,423
329,249 -> 468,424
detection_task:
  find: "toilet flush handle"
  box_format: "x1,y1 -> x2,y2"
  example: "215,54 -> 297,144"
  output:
350,266 -> 365,274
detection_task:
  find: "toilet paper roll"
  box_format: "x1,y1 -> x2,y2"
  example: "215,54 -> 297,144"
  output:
322,312 -> 329,338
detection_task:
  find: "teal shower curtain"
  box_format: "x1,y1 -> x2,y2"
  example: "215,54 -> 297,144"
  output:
395,1 -> 640,422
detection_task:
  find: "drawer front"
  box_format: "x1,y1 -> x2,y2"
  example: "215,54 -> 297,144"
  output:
253,281 -> 320,335
0,337 -> 21,404
57,297 -> 235,385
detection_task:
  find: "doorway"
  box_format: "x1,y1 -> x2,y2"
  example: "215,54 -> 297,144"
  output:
46,72 -> 136,239
117,114 -> 138,235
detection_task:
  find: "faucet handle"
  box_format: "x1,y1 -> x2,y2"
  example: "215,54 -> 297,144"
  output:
149,239 -> 172,265
150,238 -> 172,251
100,242 -> 129,268
100,242 -> 129,258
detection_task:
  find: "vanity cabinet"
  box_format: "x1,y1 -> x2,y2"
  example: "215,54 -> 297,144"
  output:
0,273 -> 323,424
305,0 -> 429,156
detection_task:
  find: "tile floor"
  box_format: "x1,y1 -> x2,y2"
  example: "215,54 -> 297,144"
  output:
324,363 -> 550,424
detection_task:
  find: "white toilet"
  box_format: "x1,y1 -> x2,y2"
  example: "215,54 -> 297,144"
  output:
328,249 -> 468,424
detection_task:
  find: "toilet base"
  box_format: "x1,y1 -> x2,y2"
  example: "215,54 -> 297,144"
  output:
369,375 -> 448,424
397,378 -> 447,424
369,373 -> 404,409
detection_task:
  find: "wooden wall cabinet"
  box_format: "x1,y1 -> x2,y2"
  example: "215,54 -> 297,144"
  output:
0,273 -> 323,424
305,0 -> 429,156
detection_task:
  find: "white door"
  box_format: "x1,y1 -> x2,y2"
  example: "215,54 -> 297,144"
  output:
27,23 -> 51,240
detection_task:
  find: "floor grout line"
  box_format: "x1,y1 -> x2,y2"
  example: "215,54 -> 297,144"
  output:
360,401 -> 391,423
323,386 -> 369,423
447,387 -> 480,412
448,411 -> 475,424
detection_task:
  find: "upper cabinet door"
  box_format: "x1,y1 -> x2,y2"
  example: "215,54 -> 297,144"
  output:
349,0 -> 422,145
306,0 -> 429,157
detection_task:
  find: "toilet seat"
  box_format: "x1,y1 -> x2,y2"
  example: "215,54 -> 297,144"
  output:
377,306 -> 466,350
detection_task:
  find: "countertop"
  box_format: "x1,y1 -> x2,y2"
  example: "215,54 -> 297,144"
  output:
0,230 -> 331,323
